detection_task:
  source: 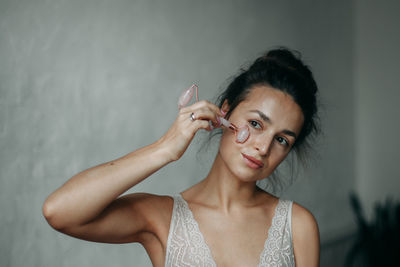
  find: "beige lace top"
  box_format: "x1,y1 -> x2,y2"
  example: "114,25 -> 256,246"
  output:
165,194 -> 295,267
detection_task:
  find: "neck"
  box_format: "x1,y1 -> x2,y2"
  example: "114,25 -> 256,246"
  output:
195,152 -> 262,213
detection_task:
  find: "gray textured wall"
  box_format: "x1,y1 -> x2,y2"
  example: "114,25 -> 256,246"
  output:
0,0 -> 366,266
354,0 -> 400,218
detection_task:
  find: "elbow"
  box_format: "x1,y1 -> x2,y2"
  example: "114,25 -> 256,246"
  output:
42,198 -> 53,222
42,197 -> 66,231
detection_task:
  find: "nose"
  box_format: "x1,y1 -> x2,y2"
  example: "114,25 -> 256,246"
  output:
254,133 -> 274,156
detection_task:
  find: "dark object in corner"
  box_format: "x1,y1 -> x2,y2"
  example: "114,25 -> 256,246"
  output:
345,192 -> 400,267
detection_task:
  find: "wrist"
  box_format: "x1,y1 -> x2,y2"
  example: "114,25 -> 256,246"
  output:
152,138 -> 178,163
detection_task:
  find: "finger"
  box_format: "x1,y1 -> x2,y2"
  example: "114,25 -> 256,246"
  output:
185,104 -> 223,124
197,100 -> 224,117
190,119 -> 211,132
186,108 -> 220,127
181,100 -> 224,117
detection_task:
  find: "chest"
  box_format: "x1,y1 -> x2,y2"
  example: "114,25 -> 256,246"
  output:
165,196 -> 294,267
197,218 -> 271,267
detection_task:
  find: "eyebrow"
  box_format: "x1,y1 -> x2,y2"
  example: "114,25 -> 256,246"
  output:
249,110 -> 298,139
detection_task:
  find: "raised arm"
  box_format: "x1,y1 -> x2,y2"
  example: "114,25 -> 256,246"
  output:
42,140 -> 173,241
42,100 -> 223,243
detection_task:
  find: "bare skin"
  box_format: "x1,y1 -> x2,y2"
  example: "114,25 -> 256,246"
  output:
43,85 -> 320,267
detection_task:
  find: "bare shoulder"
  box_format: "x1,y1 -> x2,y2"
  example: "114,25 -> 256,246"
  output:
291,202 -> 320,267
291,202 -> 319,236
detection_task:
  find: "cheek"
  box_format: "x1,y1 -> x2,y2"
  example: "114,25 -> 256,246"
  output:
267,150 -> 290,172
220,129 -> 237,152
219,130 -> 244,167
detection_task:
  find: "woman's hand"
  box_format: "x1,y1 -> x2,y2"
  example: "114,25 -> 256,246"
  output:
158,100 -> 223,161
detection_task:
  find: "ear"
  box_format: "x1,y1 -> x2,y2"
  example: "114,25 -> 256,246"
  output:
221,99 -> 230,114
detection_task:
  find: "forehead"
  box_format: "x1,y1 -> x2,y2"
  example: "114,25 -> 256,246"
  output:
236,85 -> 304,132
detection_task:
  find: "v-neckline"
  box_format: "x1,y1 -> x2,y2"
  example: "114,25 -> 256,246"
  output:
177,193 -> 281,267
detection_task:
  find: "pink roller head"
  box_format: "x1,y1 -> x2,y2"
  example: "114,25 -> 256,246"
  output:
178,84 -> 198,109
235,125 -> 250,143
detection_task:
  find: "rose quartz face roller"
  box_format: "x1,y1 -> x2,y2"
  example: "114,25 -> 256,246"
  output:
177,84 -> 250,143
218,117 -> 250,143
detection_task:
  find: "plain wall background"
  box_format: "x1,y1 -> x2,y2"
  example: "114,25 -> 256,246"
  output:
0,0 -> 398,266
354,0 -> 400,219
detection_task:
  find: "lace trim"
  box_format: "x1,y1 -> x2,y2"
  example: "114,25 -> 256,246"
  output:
258,200 -> 295,267
165,195 -> 217,267
165,196 -> 177,266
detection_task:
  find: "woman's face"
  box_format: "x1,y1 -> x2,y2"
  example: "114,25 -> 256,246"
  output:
219,85 -> 304,182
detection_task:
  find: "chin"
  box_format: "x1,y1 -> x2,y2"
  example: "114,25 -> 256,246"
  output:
230,166 -> 269,183
219,152 -> 266,183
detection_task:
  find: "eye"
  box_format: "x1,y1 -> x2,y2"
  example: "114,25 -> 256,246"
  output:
249,120 -> 262,129
276,136 -> 289,147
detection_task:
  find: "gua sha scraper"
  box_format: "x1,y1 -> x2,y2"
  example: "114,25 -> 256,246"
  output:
177,84 -> 250,143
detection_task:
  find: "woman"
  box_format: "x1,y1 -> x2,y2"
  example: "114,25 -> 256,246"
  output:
43,47 -> 320,267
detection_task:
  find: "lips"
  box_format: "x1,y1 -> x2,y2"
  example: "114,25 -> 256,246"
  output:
241,153 -> 264,169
